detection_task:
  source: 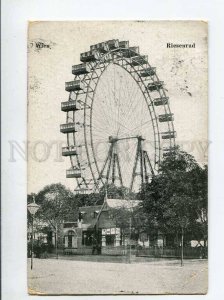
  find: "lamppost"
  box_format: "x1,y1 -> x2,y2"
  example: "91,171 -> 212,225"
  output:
27,196 -> 40,270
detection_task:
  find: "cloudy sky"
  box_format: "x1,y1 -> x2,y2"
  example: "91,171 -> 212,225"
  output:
28,21 -> 207,194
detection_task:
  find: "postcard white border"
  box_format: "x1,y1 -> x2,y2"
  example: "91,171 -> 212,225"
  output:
2,0 -> 224,299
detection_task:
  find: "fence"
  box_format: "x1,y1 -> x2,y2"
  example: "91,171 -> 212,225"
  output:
101,246 -> 127,256
63,246 -> 92,255
136,246 -> 207,259
62,245 -> 207,258
63,246 -> 127,256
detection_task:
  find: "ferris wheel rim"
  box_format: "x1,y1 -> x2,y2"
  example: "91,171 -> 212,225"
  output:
63,42 -> 176,193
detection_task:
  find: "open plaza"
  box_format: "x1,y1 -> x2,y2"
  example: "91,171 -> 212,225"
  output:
28,256 -> 207,295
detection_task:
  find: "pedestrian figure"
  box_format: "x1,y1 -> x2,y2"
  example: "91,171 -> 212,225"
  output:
41,243 -> 48,259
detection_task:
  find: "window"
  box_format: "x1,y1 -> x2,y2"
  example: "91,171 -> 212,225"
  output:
82,231 -> 94,246
106,235 -> 115,246
68,230 -> 75,248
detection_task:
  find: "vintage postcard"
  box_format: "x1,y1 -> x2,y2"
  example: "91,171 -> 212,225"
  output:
27,21 -> 208,295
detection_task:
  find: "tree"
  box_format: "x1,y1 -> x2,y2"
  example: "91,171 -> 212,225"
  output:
141,147 -> 208,264
35,183 -> 79,257
108,203 -> 145,244
103,184 -> 137,200
187,165 -> 208,246
73,192 -> 104,207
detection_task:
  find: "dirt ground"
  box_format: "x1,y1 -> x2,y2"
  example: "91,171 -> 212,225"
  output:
28,256 -> 208,295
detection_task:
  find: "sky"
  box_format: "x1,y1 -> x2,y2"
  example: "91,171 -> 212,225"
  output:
27,21 -> 208,194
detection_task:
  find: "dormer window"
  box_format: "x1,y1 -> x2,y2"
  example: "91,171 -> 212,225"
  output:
91,211 -> 99,218
79,211 -> 86,220
94,210 -> 99,218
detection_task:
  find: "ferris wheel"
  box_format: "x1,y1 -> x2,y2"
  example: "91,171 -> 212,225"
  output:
60,40 -> 176,193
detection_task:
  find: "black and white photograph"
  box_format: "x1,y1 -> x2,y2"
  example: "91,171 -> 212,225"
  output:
26,21 -> 208,295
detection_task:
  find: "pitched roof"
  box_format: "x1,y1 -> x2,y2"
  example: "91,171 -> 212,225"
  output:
78,205 -> 102,229
78,199 -> 141,229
